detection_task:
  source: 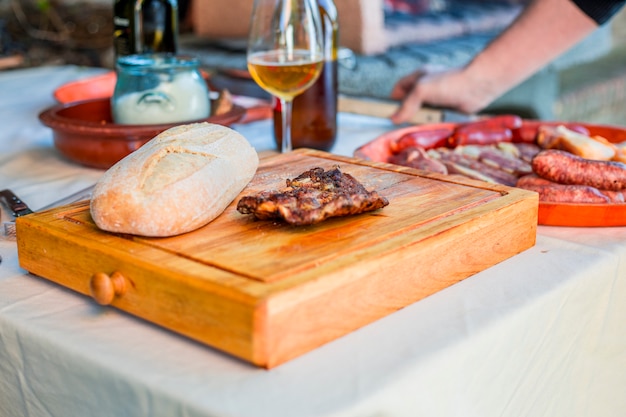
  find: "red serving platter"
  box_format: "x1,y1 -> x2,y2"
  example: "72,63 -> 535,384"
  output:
354,120 -> 626,227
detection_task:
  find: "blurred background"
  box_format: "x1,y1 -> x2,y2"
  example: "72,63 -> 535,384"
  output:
0,0 -> 624,124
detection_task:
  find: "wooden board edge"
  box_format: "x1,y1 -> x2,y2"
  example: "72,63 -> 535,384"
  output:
14,149 -> 540,368
259,191 -> 538,368
15,212 -> 264,364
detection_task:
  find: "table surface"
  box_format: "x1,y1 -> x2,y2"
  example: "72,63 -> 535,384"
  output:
1,65 -> 626,417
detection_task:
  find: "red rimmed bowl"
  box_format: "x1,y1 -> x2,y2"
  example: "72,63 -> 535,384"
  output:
355,120 -> 626,227
39,97 -> 246,169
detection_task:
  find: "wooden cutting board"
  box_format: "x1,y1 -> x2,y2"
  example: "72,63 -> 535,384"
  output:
16,149 -> 538,368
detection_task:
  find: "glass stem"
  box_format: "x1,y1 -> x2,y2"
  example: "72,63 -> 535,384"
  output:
280,98 -> 293,153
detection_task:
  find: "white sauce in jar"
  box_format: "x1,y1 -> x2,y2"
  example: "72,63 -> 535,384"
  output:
112,55 -> 211,125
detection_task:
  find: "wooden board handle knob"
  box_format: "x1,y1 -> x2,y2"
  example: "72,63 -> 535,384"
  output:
90,271 -> 127,305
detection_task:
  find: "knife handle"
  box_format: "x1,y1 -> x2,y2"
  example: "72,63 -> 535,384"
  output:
338,96 -> 444,125
0,189 -> 34,217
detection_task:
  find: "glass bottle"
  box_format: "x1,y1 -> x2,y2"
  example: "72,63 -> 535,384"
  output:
113,0 -> 179,57
113,0 -> 135,56
272,0 -> 338,151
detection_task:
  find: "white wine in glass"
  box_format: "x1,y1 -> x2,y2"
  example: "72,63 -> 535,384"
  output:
247,0 -> 324,153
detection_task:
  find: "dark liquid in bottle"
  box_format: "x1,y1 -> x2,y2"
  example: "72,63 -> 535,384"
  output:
113,0 -> 135,56
141,0 -> 178,54
273,0 -> 338,152
113,0 -> 178,57
273,59 -> 338,151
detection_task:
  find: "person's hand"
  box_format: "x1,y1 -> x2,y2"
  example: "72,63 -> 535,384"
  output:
388,0 -> 604,126
389,67 -> 495,124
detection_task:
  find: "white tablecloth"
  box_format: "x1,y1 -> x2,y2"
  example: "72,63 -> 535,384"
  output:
1,65 -> 625,417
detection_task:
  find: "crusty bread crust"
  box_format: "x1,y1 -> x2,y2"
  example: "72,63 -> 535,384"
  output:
90,122 -> 259,236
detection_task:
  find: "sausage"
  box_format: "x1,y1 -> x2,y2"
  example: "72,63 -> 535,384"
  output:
511,121 -> 590,143
532,149 -> 626,191
517,174 -> 625,203
511,125 -> 540,144
390,128 -> 453,153
450,126 -> 513,147
460,114 -> 523,130
603,190 -> 626,203
517,182 -> 611,203
516,174 -> 554,188
451,115 -> 521,147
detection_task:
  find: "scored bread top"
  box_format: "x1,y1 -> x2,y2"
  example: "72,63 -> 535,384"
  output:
90,122 -> 259,237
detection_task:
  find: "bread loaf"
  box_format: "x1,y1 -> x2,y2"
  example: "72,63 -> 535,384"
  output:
90,122 -> 259,237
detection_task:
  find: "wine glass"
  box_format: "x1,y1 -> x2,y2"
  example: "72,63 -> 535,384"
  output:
247,0 -> 324,153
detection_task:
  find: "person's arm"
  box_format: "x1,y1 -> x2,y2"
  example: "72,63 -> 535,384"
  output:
390,0 -> 599,123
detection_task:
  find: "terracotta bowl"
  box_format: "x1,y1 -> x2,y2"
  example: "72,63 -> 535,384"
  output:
39,97 -> 245,169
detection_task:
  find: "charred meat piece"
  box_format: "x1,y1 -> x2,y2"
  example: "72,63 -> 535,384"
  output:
236,167 -> 389,225
453,145 -> 532,176
512,142 -> 542,163
479,147 -> 532,176
430,149 -> 519,186
388,146 -> 448,174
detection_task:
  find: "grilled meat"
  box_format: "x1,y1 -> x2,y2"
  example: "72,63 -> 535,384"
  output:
236,166 -> 389,225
